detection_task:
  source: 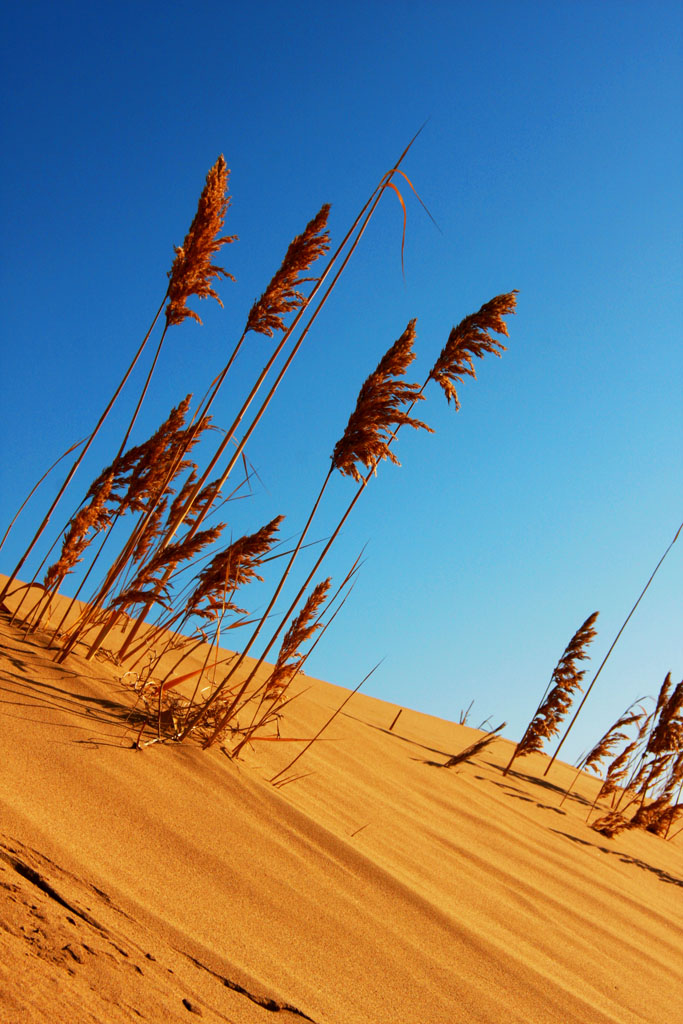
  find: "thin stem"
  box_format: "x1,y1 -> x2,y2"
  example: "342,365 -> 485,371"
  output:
0,437 -> 86,555
269,661 -> 382,784
116,322 -> 170,457
0,293 -> 168,603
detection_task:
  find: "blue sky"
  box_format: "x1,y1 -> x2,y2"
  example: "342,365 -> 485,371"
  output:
1,0 -> 681,765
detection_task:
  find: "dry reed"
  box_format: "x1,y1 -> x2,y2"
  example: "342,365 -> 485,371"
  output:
332,319 -> 432,481
503,612 -> 599,776
5,142 -> 526,772
246,205 -> 331,336
546,521 -> 682,774
185,516 -> 285,621
165,156 -> 236,326
428,292 -> 517,409
588,673 -> 683,839
43,475 -> 114,593
263,578 -> 332,699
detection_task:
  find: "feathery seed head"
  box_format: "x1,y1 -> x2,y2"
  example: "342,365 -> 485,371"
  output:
429,291 -> 517,409
332,319 -> 432,482
186,515 -> 285,619
166,156 -> 237,327
44,473 -> 114,590
266,578 -> 332,696
513,611 -> 599,761
246,204 -> 331,336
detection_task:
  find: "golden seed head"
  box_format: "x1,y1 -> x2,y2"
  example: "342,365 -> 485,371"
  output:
332,319 -> 432,482
247,204 -> 331,337
166,156 -> 237,327
429,291 -> 517,410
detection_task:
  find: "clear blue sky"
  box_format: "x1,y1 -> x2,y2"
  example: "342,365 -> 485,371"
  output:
1,0 -> 681,765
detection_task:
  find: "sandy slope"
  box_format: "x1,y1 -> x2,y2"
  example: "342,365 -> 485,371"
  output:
0,578 -> 681,1023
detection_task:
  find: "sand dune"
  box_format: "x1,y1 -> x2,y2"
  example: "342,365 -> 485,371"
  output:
0,578 -> 681,1023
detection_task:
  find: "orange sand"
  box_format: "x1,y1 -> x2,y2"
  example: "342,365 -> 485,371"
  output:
1,576 -> 681,1023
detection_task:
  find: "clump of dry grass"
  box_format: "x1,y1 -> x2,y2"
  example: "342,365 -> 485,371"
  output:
587,673 -> 683,839
177,317 -> 438,746
546,522 -> 682,774
503,612 -> 599,776
50,397 -> 215,657
5,143 -> 524,766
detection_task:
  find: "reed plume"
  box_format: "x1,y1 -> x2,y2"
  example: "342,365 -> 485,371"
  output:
82,396 -> 196,520
42,474 -> 114,594
26,473 -> 114,632
224,578 -> 334,758
547,522 -> 682,775
627,676 -> 683,812
591,809 -> 630,838
165,155 -> 236,326
129,497 -> 169,568
648,676 -> 683,756
557,700 -> 646,808
332,319 -> 432,481
503,611 -> 599,775
170,475 -> 220,529
583,705 -> 646,776
246,205 -> 331,336
630,793 -> 682,836
264,578 -> 332,698
185,515 -> 285,621
594,739 -> 641,803
429,292 -> 517,409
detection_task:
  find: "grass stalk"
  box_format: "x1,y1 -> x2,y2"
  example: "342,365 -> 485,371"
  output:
0,437 -> 85,555
0,294 -> 168,605
269,661 -> 382,785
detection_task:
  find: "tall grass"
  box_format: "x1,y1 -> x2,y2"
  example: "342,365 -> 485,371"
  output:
1,141 -> 517,758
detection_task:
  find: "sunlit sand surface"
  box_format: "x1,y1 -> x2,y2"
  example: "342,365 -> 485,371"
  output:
1,577 -> 681,1023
